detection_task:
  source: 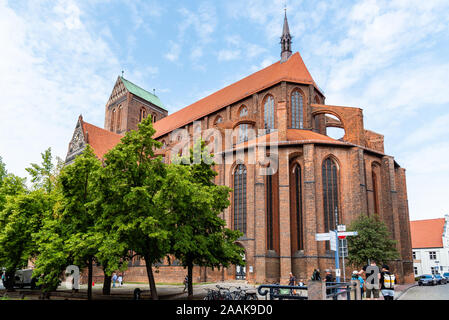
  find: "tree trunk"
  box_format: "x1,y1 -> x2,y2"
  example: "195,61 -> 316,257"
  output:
187,262 -> 193,298
102,272 -> 111,295
144,255 -> 158,300
87,257 -> 93,300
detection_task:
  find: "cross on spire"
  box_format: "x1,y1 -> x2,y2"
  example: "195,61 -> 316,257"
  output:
280,8 -> 292,63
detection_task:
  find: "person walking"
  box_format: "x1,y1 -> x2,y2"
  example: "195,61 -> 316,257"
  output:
183,275 -> 188,293
288,272 -> 297,295
324,269 -> 335,297
352,271 -> 365,299
112,272 -> 117,288
311,269 -> 321,281
117,274 -> 123,287
380,265 -> 396,300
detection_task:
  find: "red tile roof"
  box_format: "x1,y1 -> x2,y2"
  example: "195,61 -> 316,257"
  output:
80,119 -> 122,159
410,218 -> 445,248
153,52 -> 318,138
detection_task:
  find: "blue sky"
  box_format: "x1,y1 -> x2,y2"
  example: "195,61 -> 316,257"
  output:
1,0 -> 449,221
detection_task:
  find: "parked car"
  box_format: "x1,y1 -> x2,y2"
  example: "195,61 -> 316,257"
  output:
434,274 -> 447,285
14,269 -> 40,289
418,274 -> 436,286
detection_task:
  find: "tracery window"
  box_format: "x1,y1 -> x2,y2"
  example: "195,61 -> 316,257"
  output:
239,106 -> 248,117
322,157 -> 339,250
264,95 -> 274,133
291,90 -> 303,129
238,123 -> 248,143
233,164 -> 247,236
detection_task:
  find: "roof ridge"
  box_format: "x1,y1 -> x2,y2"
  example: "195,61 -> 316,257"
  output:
120,76 -> 158,98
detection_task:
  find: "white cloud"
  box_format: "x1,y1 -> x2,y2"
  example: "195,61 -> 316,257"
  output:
165,41 -> 181,62
218,49 -> 241,61
0,0 -> 121,179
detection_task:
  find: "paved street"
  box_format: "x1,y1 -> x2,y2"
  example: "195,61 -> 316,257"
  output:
398,283 -> 449,300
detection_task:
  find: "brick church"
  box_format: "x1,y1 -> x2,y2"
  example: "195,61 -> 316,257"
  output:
66,13 -> 414,284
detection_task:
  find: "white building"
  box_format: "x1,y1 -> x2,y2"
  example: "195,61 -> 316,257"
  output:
410,215 -> 449,277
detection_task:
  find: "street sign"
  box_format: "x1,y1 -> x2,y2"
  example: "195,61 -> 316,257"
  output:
330,231 -> 337,251
337,225 -> 346,232
335,269 -> 341,277
315,231 -> 357,241
315,233 -> 331,241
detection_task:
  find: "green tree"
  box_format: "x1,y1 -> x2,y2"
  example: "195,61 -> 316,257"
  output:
26,148 -> 63,193
347,214 -> 400,267
159,140 -> 244,298
57,145 -> 103,300
0,190 -> 52,290
0,174 -> 27,212
0,156 -> 7,183
98,116 -> 168,299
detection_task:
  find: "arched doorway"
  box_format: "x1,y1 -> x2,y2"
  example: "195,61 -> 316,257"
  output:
236,249 -> 246,280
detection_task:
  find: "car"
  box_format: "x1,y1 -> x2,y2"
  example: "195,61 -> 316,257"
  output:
434,274 -> 447,285
418,274 -> 437,286
13,269 -> 40,289
443,273 -> 449,281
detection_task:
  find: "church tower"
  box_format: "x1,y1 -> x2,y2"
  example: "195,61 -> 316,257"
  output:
280,10 -> 292,62
104,76 -> 168,135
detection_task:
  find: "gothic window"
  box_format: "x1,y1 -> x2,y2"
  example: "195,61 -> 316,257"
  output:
139,107 -> 146,122
292,164 -> 303,251
266,173 -> 274,250
110,109 -> 116,132
152,113 -> 157,123
238,123 -> 248,143
233,164 -> 247,236
239,106 -> 248,117
116,106 -> 122,132
264,95 -> 274,133
322,157 -> 339,249
214,115 -> 223,125
372,170 -> 379,214
291,90 -> 303,129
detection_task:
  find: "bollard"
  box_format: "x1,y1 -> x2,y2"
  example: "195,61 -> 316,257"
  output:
350,280 -> 361,300
307,281 -> 326,300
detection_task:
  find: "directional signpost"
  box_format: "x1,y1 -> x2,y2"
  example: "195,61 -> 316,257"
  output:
315,229 -> 358,283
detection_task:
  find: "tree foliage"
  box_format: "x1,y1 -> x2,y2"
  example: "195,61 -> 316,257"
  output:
347,214 -> 400,267
158,140 -> 244,297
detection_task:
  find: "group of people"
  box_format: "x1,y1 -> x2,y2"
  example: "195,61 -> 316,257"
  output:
112,272 -> 123,288
356,261 -> 397,300
289,261 -> 396,300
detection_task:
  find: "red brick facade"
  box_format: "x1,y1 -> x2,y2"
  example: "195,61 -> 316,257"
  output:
68,23 -> 414,285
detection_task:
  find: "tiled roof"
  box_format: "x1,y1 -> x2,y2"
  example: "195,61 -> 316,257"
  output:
410,218 -> 445,248
120,77 -> 166,111
153,52 -> 318,138
80,120 -> 122,159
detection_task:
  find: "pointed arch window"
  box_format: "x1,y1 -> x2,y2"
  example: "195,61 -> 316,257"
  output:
116,106 -> 122,132
291,164 -> 303,251
264,95 -> 274,133
233,164 -> 247,236
139,107 -> 146,122
322,158 -> 339,250
291,90 -> 303,129
214,115 -> 223,125
239,106 -> 248,117
110,109 -> 116,132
